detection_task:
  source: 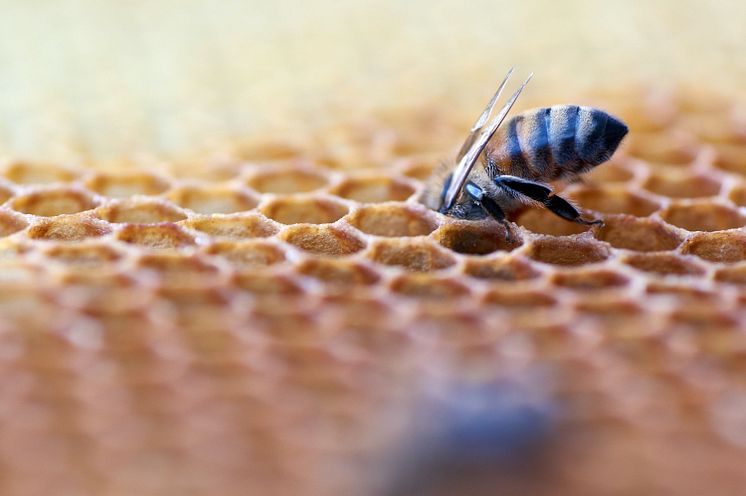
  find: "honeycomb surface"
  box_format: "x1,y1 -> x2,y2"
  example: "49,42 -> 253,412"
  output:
0,87 -> 746,496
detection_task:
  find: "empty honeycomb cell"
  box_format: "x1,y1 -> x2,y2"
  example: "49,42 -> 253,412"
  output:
623,253 -> 706,276
594,216 -> 684,252
332,323 -> 412,356
85,172 -> 170,198
575,298 -> 643,317
3,162 -> 78,184
727,183 -> 746,207
204,240 -> 287,269
409,310 -> 486,342
659,202 -> 746,232
643,171 -> 721,199
168,186 -> 258,214
42,243 -> 124,266
401,159 -> 436,181
669,303 -> 733,328
331,176 -> 415,203
321,294 -> 397,327
712,144 -> 746,176
483,287 -> 557,307
526,236 -> 611,266
625,130 -> 698,166
264,342 -> 347,381
280,225 -> 366,256
434,221 -> 520,255
184,214 -> 278,239
135,253 -> 221,286
389,274 -> 469,299
646,282 -> 718,303
669,305 -> 738,329
117,224 -> 195,249
54,272 -> 150,314
0,210 -> 28,237
367,238 -> 456,271
516,208 -> 593,236
247,168 -> 328,194
551,269 -> 630,290
252,309 -> 323,344
169,296 -> 239,334
27,215 -> 111,241
234,272 -> 304,297
462,256 -> 541,281
347,204 -> 437,237
296,259 -> 380,287
261,197 -> 348,225
97,199 -> 187,224
11,188 -> 98,216
680,232 -> 746,263
568,186 -> 661,217
584,161 -> 636,184
147,286 -> 225,315
156,287 -> 232,315
714,263 -> 746,285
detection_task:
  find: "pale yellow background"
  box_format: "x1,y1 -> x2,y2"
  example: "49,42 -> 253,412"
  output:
0,0 -> 743,163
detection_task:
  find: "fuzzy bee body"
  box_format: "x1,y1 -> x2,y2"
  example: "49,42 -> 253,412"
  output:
423,102 -> 628,225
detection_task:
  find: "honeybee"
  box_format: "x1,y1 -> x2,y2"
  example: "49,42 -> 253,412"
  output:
422,70 -> 628,229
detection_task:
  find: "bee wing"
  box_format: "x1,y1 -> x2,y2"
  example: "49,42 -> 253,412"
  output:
455,68 -> 514,162
443,72 -> 533,211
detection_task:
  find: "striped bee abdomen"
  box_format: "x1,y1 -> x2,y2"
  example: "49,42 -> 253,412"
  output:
485,105 -> 628,182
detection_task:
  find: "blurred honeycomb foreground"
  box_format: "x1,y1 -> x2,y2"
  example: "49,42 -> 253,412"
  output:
2,2 -> 746,496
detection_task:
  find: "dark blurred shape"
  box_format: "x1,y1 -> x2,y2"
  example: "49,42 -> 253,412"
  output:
383,380 -> 558,496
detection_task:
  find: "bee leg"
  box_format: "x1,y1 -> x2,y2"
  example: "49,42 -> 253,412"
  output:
465,181 -> 514,242
495,176 -> 602,226
543,195 -> 603,226
494,176 -> 552,200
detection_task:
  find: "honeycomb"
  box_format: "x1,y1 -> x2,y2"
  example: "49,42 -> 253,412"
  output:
0,86 -> 746,496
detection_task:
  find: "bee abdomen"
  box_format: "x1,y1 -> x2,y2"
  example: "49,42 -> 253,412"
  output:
487,105 -> 628,181
570,106 -> 628,166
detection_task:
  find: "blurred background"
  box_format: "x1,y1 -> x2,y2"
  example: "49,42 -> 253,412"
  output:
0,2 -> 745,495
0,0 -> 743,164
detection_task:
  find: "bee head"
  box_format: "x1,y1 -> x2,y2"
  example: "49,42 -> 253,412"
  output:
421,164 -> 501,221
437,174 -> 492,220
